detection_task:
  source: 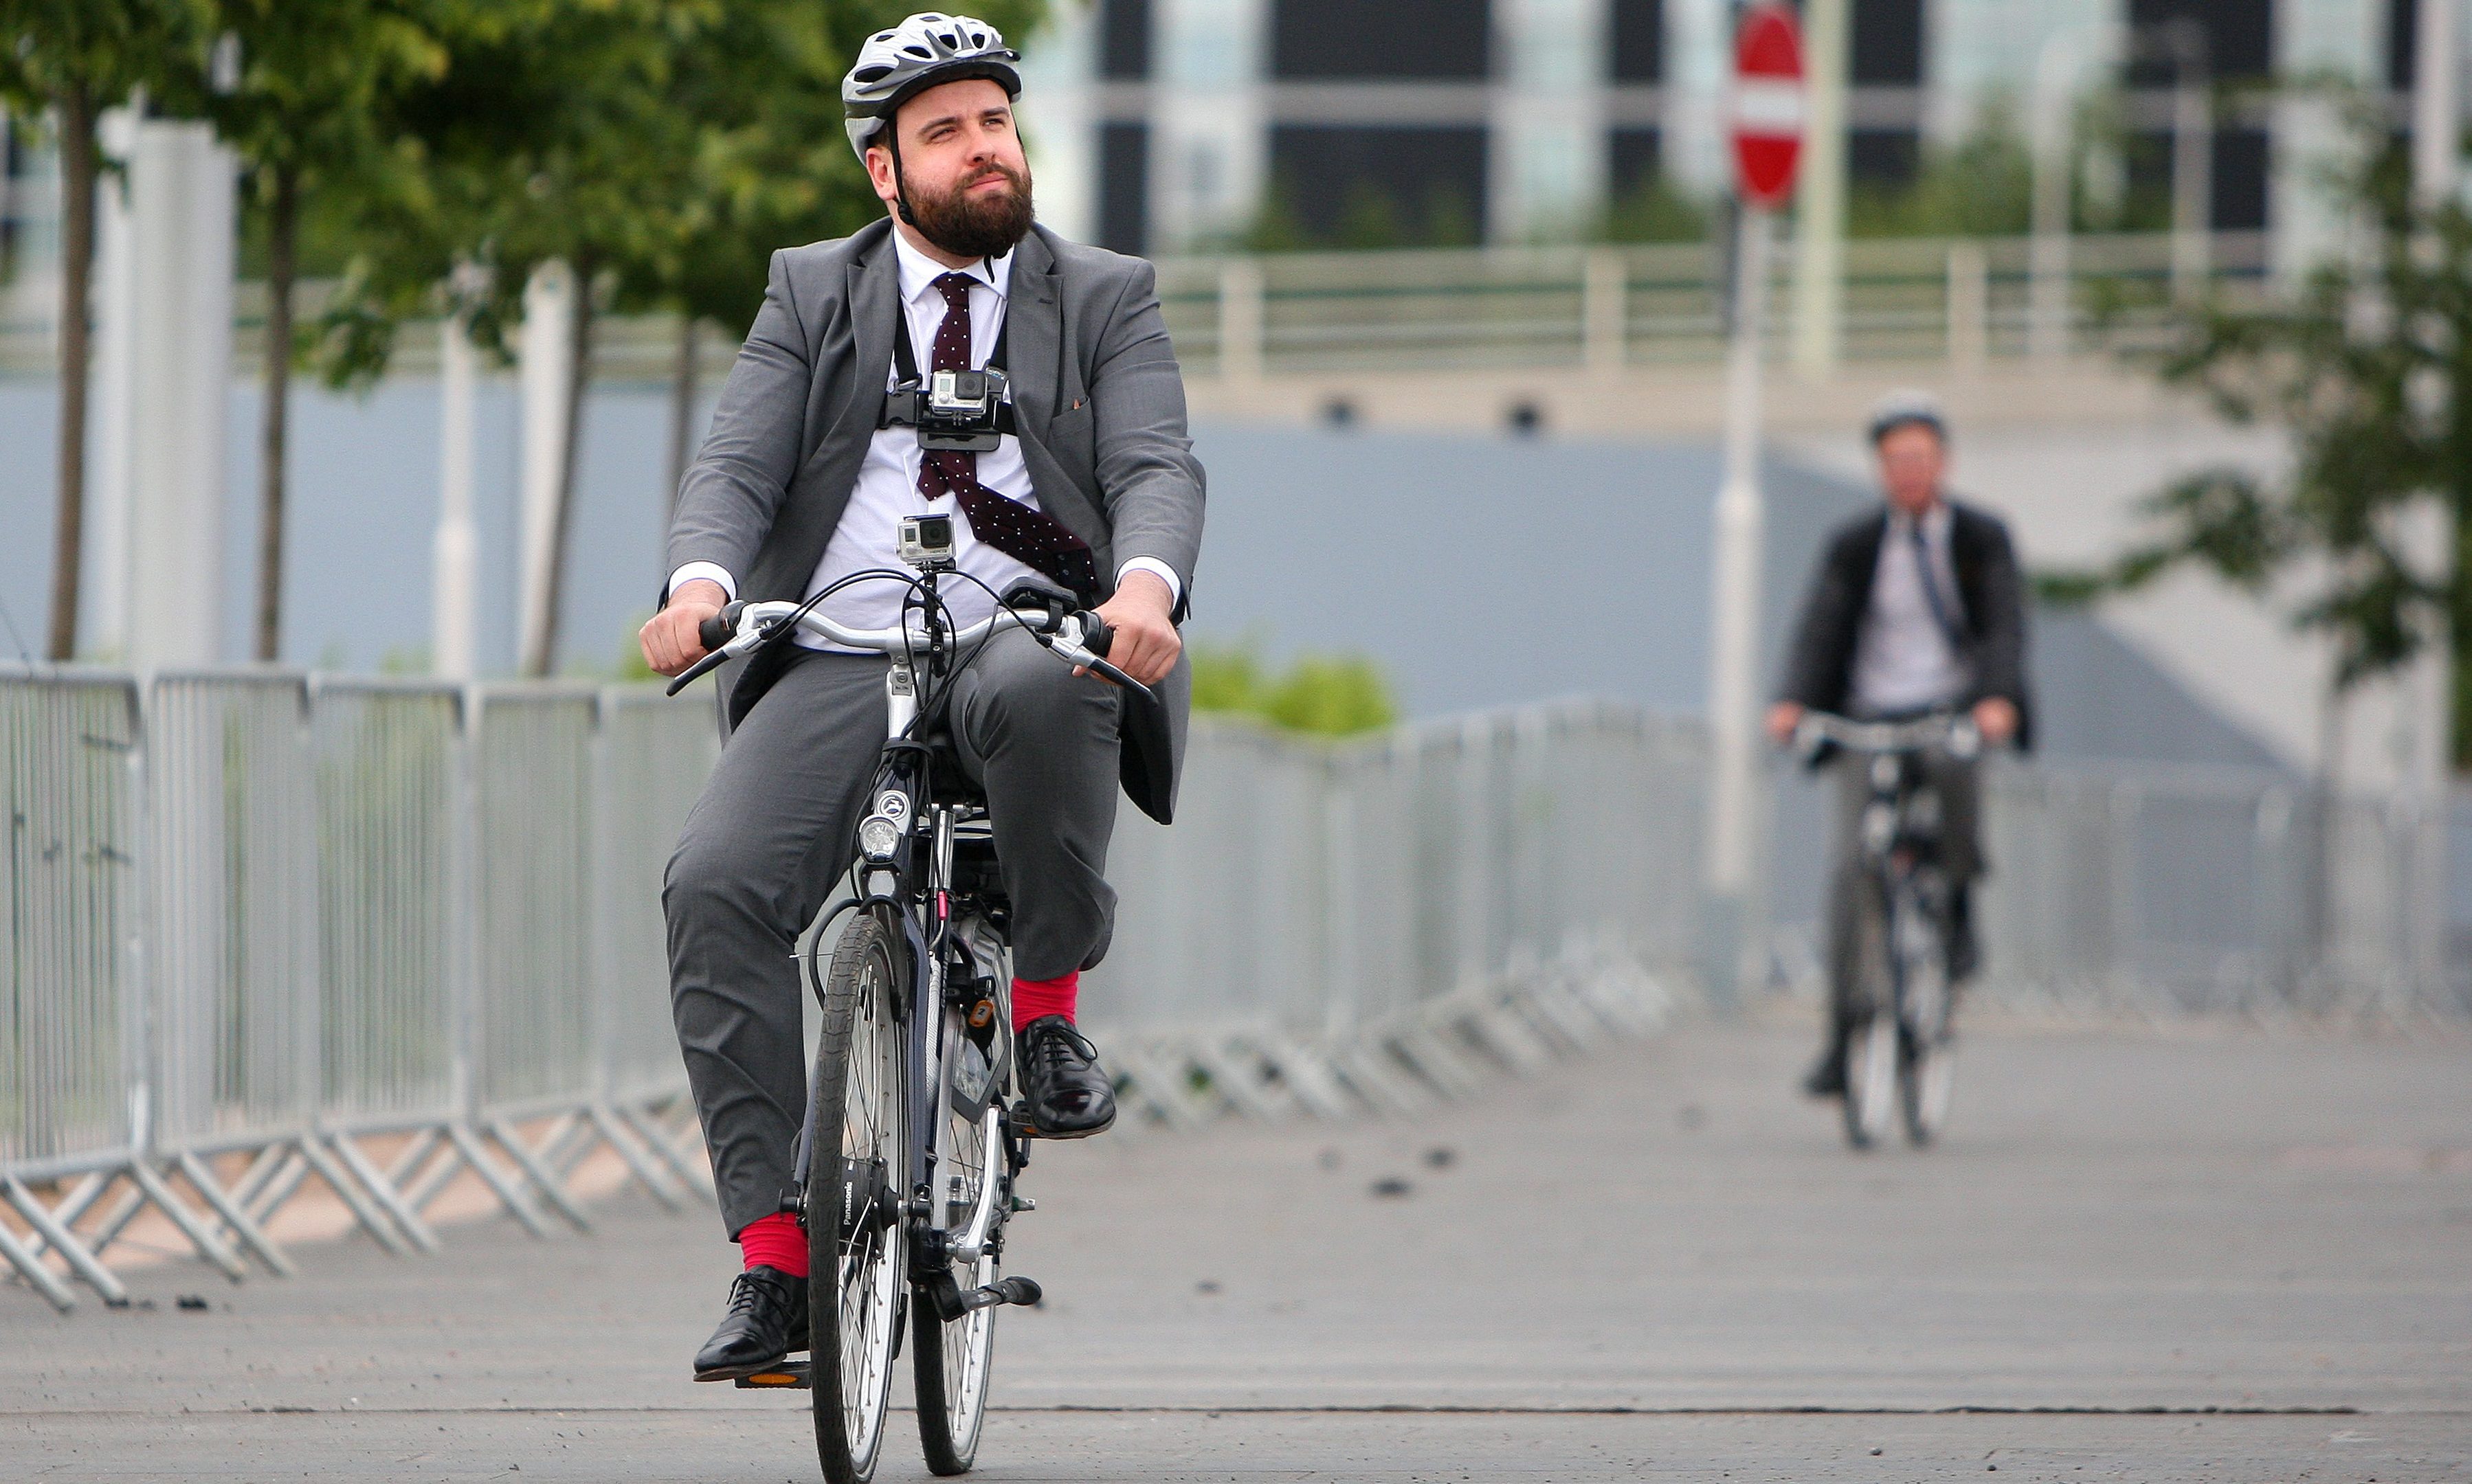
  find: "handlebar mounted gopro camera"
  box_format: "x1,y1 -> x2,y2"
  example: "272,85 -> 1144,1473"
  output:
898,513 -> 957,572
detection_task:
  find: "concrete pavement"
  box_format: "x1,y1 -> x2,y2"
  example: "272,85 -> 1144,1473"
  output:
4,1015 -> 2467,1481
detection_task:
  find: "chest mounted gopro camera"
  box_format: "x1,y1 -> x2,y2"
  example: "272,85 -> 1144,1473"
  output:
896,368 -> 1013,453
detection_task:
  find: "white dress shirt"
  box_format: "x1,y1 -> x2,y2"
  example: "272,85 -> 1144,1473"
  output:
1848,502 -> 1970,717
669,229 -> 1180,651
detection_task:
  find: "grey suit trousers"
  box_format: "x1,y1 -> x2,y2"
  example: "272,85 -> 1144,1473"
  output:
665,629 -> 1122,1237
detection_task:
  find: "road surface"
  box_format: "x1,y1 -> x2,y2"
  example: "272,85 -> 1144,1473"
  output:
4,1015 -> 2467,1481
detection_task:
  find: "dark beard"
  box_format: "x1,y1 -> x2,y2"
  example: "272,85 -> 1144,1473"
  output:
907,159 -> 1034,260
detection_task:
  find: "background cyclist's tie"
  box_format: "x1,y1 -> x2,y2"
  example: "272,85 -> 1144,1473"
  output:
922,272 -> 1100,603
1911,523 -> 1963,648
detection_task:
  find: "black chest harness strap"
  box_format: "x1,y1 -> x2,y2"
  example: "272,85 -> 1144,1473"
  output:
880,286 -> 1017,436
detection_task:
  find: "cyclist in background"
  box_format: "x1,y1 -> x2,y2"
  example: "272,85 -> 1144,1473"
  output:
1766,392 -> 2031,1099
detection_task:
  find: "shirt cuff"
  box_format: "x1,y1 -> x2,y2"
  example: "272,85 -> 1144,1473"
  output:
667,563 -> 737,603
1115,558 -> 1181,609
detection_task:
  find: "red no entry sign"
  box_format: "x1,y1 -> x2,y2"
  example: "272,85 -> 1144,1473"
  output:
1731,1 -> 1805,208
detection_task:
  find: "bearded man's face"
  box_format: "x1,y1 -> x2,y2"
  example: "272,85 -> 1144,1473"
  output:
867,77 -> 1035,259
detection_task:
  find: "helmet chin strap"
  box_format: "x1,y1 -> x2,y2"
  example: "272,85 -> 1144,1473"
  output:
886,132 -> 922,229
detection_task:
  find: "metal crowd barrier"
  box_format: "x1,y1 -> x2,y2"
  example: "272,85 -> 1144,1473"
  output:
6,668 -> 2454,1312
0,668 -> 717,1312
1974,760 -> 2460,1024
1084,702 -> 1693,1128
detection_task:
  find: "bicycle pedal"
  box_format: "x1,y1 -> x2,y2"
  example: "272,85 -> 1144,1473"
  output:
957,1275 -> 1043,1314
733,1358 -> 812,1389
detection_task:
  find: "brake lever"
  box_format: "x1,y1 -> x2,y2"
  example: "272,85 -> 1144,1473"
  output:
665,647 -> 730,697
1083,655 -> 1155,702
1038,625 -> 1157,704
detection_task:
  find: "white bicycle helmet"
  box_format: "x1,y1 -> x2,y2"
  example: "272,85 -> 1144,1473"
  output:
843,12 -> 1023,160
1867,388 -> 1948,445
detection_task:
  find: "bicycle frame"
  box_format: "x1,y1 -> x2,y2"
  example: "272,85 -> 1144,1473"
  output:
775,570 -> 1025,1325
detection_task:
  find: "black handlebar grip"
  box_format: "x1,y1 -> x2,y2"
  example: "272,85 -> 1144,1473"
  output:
1075,611 -> 1113,658
696,600 -> 746,653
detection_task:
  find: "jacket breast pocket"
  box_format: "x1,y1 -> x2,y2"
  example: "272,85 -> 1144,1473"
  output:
1043,394 -> 1095,462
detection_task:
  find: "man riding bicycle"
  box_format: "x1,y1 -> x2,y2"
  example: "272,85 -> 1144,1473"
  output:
1766,392 -> 2029,1101
638,12 -> 1203,1382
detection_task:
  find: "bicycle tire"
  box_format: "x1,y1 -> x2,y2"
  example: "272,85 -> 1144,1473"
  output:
809,910 -> 908,1484
1895,895 -> 1956,1147
1841,873 -> 1897,1151
915,932 -> 1009,1476
912,1105 -> 1002,1474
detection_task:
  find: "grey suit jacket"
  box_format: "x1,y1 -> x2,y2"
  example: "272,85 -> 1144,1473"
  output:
667,218 -> 1205,820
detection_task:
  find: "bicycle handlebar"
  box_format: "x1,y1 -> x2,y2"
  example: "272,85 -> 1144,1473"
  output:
665,594 -> 1142,701
1792,710 -> 1983,762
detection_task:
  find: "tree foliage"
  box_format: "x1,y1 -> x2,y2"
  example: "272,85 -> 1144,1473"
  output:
1190,640 -> 1399,738
2043,94 -> 2472,759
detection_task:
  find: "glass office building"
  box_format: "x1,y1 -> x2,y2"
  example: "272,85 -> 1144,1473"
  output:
1018,0 -> 2451,265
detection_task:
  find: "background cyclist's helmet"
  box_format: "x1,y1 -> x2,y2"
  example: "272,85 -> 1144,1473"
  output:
843,12 -> 1023,161
1866,388 -> 1949,446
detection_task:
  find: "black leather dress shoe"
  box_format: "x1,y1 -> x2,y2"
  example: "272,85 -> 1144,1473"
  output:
692,1265 -> 809,1381
1015,1015 -> 1117,1138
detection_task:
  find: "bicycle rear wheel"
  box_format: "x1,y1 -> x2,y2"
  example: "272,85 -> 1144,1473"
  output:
809,911 -> 908,1484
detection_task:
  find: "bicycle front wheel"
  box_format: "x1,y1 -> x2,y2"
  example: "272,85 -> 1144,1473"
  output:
810,910 -> 908,1484
1893,889 -> 1956,1147
1841,873 -> 1898,1151
913,1096 -> 1002,1474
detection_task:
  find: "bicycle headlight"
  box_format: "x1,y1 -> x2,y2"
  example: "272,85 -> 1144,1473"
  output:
857,814 -> 903,862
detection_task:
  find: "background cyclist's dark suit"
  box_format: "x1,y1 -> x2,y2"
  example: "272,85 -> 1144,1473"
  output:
1777,499 -> 2031,1035
1778,501 -> 2032,750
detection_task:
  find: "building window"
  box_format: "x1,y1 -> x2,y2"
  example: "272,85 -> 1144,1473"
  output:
1098,0 -> 1150,81
1849,129 -> 1919,186
1265,125 -> 1488,245
1609,127 -> 1662,198
2126,0 -> 2272,82
1271,0 -> 1489,80
2388,0 -> 2419,88
1610,0 -> 1662,84
1097,122 -> 1148,254
1851,0 -> 1924,85
2212,128 -> 2269,232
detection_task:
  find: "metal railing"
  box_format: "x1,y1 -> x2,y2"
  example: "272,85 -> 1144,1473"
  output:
1152,230 -> 2273,378
3,670 -> 2451,1312
0,229 -> 2271,382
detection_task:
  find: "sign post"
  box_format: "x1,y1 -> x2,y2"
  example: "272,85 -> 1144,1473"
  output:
1704,1 -> 1805,999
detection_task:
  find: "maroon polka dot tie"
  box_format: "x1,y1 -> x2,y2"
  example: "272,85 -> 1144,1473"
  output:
920,273 -> 1098,603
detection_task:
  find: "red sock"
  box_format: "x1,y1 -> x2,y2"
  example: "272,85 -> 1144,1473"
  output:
1012,970 -> 1078,1033
738,1211 -> 808,1279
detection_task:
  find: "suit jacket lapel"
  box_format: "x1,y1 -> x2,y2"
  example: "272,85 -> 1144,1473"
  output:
827,223 -> 900,453
1004,228 -> 1109,553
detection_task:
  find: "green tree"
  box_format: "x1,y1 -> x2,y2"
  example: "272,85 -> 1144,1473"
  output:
2043,97 -> 2472,765
1847,98 -> 2034,239
317,0 -> 1040,675
0,0 -> 197,660
1597,172 -> 1708,245
170,0 -> 449,662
